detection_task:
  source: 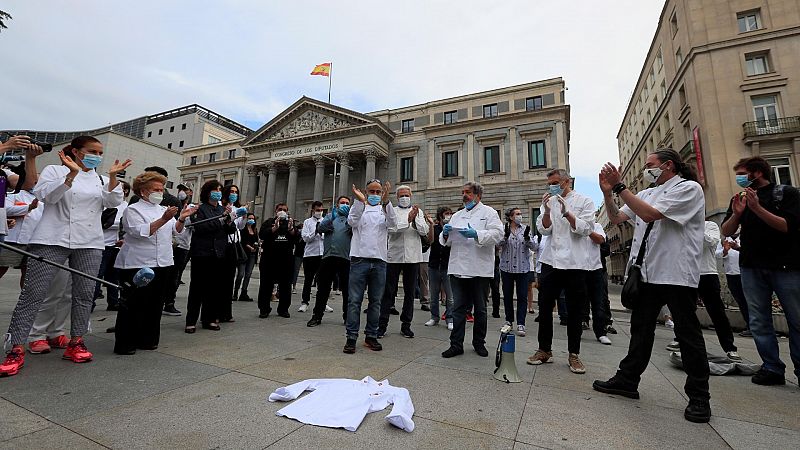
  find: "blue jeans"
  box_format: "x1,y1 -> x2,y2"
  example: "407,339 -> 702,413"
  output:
740,267 -> 800,378
501,271 -> 529,325
428,267 -> 453,322
346,258 -> 386,339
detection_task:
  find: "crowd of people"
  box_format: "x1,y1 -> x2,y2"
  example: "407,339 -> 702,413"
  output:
0,135 -> 798,425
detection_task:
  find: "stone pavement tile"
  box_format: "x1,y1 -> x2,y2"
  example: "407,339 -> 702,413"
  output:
0,336 -> 228,423
386,362 -> 531,438
711,416 -> 800,449
513,442 -> 552,450
0,398 -> 51,441
516,385 -> 731,449
268,415 -> 516,450
67,372 -> 296,449
319,334 -> 452,362
0,425 -> 107,450
238,344 -> 410,384
413,340 -> 537,382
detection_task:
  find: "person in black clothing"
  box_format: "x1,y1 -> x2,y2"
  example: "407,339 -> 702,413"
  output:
425,207 -> 454,329
235,213 -> 259,302
219,184 -> 246,322
185,180 -> 236,333
258,203 -> 298,318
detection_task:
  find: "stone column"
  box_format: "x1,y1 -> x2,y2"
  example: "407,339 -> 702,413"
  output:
246,166 -> 259,207
313,155 -> 326,201
364,148 -> 377,184
264,163 -> 277,216
337,152 -> 350,196
286,160 -> 299,214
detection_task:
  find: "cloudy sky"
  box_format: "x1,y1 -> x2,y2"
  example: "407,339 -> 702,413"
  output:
0,0 -> 663,204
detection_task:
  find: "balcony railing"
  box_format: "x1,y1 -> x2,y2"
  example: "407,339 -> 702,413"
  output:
743,116 -> 800,138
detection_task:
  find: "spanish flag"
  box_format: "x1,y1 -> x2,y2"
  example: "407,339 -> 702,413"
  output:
310,63 -> 331,76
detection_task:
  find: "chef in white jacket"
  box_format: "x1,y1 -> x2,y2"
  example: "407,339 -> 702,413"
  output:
298,201 -> 325,312
439,181 -> 504,358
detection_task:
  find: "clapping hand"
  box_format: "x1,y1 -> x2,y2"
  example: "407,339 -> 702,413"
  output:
162,206 -> 179,222
732,192 -> 747,217
443,223 -> 453,237
381,181 -> 392,205
28,198 -> 39,212
58,150 -> 81,173
352,184 -> 366,203
180,204 -> 198,220
556,196 -> 568,216
109,159 -> 132,177
408,205 -> 419,222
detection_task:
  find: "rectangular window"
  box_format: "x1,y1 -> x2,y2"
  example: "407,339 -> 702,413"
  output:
483,104 -> 498,118
400,157 -> 414,182
528,141 -> 546,169
170,126 -> 175,133
181,123 -> 187,130
209,153 -> 216,162
190,156 -> 197,165
656,47 -> 664,71
531,208 -> 541,229
179,140 -> 184,147
767,158 -> 794,186
228,149 -> 236,159
676,48 -> 683,66
745,52 -> 770,76
158,129 -> 163,135
443,110 -> 457,125
166,181 -> 174,189
660,80 -> 667,98
670,11 -> 678,37
678,85 -> 687,107
167,143 -> 172,149
147,131 -> 152,138
752,94 -> 779,131
483,146 -> 500,174
442,151 -> 458,177
224,179 -> 233,187
738,10 -> 761,33
255,175 -> 261,196
525,96 -> 543,111
401,119 -> 414,133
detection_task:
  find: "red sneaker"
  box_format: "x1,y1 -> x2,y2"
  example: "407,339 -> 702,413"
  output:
0,348 -> 25,377
47,335 -> 69,349
441,312 -> 446,321
62,338 -> 93,363
466,312 -> 475,323
28,339 -> 51,354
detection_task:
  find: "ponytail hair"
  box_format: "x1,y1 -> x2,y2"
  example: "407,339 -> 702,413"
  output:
652,148 -> 698,182
63,135 -> 101,161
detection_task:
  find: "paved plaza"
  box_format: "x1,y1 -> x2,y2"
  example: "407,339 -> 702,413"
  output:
0,268 -> 798,449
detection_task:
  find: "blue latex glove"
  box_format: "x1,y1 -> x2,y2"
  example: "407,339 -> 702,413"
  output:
235,207 -> 248,217
443,223 -> 453,237
458,223 -> 478,240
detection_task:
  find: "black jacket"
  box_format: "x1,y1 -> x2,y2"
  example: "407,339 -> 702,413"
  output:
189,203 -> 236,259
259,217 -> 298,265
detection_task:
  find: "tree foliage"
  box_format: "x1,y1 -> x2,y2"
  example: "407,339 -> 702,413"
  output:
0,10 -> 11,33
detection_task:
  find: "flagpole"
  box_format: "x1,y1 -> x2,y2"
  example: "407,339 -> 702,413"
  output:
328,62 -> 332,104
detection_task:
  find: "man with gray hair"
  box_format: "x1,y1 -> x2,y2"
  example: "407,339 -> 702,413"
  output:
528,169 -> 596,374
440,181 -> 504,358
378,185 -> 429,338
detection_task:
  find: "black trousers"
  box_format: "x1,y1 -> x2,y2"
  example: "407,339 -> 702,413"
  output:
301,255 -> 322,304
115,266 -> 171,353
450,276 -> 489,351
490,264 -> 501,313
537,264 -> 588,354
379,262 -> 418,330
165,246 -> 189,307
186,255 -> 225,326
697,274 -> 737,352
258,261 -> 293,315
585,268 -> 610,338
616,282 -> 710,402
312,256 -> 350,321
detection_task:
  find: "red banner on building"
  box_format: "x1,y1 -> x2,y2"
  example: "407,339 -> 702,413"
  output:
693,126 -> 705,185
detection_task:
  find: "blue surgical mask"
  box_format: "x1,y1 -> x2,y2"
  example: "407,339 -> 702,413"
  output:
367,195 -> 381,206
735,174 -> 752,188
548,184 -> 563,196
81,154 -> 102,169
464,199 -> 477,210
247,219 -> 256,225
339,204 -> 350,215
228,193 -> 238,203
210,191 -> 222,202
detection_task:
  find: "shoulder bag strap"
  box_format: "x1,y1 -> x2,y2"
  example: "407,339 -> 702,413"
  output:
634,221 -> 655,267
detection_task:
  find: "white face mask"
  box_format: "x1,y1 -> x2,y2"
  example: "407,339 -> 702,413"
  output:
177,191 -> 187,201
313,211 -> 323,219
643,162 -> 666,184
513,215 -> 522,225
398,196 -> 411,208
443,214 -> 451,223
147,192 -> 164,204
277,211 -> 288,219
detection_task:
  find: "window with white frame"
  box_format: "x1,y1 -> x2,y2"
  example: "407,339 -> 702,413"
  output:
767,157 -> 794,186
738,10 -> 761,33
528,140 -> 546,169
752,94 -> 779,130
745,52 -> 771,76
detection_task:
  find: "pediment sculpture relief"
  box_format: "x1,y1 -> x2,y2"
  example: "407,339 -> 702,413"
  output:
267,110 -> 355,140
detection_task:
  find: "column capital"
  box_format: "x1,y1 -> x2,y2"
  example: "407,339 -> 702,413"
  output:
363,147 -> 378,161
312,155 -> 326,167
264,162 -> 278,174
337,151 -> 350,165
287,159 -> 299,171
246,165 -> 260,175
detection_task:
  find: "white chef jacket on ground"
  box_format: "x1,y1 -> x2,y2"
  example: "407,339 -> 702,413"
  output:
439,202 -> 504,278
387,205 -> 429,264
29,165 -> 123,250
536,190 -> 596,271
302,216 -> 324,257
268,376 -> 415,432
700,221 -> 721,275
715,238 -> 741,276
588,222 -> 607,271
4,190 -> 44,244
114,199 -> 184,269
348,201 -> 397,261
103,201 -> 128,247
620,176 -> 705,288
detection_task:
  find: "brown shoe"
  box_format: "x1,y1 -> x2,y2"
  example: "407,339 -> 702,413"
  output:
568,353 -> 586,374
526,349 -> 553,365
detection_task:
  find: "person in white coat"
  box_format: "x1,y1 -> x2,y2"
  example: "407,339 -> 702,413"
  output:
440,181 -> 504,358
715,236 -> 749,336
299,201 -> 325,312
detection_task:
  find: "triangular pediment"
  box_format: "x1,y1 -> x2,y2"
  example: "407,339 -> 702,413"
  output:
242,97 -> 393,147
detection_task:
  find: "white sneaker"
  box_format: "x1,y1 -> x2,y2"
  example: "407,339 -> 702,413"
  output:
598,335 -> 612,345
665,319 -> 675,329
325,305 -> 334,313
516,325 -> 526,337
726,351 -> 742,361
502,321 -> 512,329
424,319 -> 438,327
666,341 -> 680,351
298,304 -> 308,313
447,322 -> 454,331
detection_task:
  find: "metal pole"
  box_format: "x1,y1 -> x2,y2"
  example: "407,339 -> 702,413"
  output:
332,159 -> 338,202
328,62 -> 332,104
0,241 -> 121,289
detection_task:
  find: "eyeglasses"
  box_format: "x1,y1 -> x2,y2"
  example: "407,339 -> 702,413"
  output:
366,178 -> 382,186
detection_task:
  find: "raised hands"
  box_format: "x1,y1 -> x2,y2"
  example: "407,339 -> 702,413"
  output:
162,206 -> 179,222
180,204 -> 198,220
352,184 -> 366,203
381,181 -> 392,205
599,162 -> 623,194
109,159 -> 133,177
58,150 -> 82,174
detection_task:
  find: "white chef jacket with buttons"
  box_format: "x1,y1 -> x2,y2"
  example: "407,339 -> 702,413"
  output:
302,216 -> 325,257
4,190 -> 44,245
114,199 -> 184,269
29,165 -> 123,250
700,221 -> 721,275
348,201 -> 397,261
268,376 -> 415,432
387,205 -> 429,264
620,176 -> 705,288
536,190 -> 596,271
439,202 -> 504,278
715,238 -> 741,276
